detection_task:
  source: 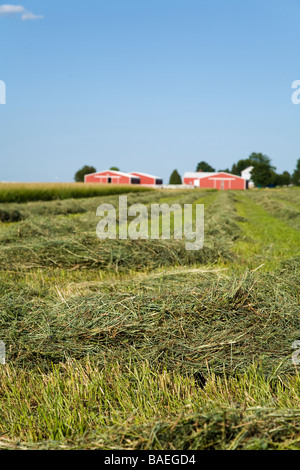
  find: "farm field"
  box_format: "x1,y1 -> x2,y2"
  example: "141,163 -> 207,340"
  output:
0,187 -> 300,450
0,182 -> 154,204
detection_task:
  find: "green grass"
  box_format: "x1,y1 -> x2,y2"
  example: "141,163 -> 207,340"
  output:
1,361 -> 300,449
234,192 -> 300,270
242,188 -> 300,231
0,187 -> 300,449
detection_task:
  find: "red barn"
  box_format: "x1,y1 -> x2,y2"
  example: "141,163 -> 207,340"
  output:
130,172 -> 163,185
85,170 -> 140,185
183,172 -> 246,190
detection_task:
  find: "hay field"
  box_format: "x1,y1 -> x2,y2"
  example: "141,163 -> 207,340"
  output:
0,187 -> 300,450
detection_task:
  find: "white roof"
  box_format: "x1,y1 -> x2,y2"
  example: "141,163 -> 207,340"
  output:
184,172 -> 216,179
85,170 -> 139,179
242,166 -> 254,172
130,171 -> 162,179
184,171 -> 244,180
241,167 -> 254,179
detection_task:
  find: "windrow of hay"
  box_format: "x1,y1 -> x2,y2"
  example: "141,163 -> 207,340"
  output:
0,208 -> 22,223
0,189 -> 205,219
0,237 -> 232,270
0,263 -> 299,376
0,190 -> 240,271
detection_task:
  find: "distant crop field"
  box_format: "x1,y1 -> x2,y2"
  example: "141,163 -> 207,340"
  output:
0,182 -> 154,203
0,187 -> 299,450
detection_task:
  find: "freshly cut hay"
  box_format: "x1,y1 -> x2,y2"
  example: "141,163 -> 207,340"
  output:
0,236 -> 234,270
0,190 -> 240,271
0,188 -> 245,274
1,261 -> 299,376
0,209 -> 22,223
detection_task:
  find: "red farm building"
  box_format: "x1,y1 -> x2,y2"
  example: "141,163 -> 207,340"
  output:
183,172 -> 247,190
130,172 -> 163,185
84,170 -> 140,185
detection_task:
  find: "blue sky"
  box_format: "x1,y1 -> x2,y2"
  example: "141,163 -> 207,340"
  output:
1,0 -> 300,183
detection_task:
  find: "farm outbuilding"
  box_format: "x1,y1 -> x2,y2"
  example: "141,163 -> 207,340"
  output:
84,170 -> 140,185
130,172 -> 163,185
241,166 -> 255,188
183,172 -> 247,190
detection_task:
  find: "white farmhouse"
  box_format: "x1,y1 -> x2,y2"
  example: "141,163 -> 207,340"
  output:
241,166 -> 255,188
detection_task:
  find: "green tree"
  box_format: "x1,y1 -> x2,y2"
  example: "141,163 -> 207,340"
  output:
169,169 -> 182,184
282,171 -> 292,186
74,165 -> 97,182
231,153 -> 275,187
292,159 -> 300,186
110,167 -> 120,171
248,153 -> 276,187
196,161 -> 215,172
272,171 -> 291,187
247,152 -> 274,167
231,159 -> 253,175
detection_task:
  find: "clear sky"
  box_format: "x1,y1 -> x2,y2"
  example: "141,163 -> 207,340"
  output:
1,0 -> 300,183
